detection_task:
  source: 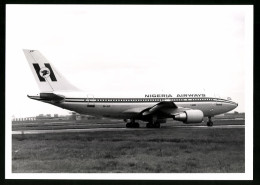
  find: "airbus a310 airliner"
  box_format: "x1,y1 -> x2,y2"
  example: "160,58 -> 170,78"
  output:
23,49 -> 238,128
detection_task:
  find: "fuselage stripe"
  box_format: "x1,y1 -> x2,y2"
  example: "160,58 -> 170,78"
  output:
63,98 -> 237,105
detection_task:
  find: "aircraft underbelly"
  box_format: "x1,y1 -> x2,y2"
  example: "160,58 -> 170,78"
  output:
56,102 -> 156,118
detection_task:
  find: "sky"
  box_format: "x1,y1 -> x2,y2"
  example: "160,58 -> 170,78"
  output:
6,5 -> 252,117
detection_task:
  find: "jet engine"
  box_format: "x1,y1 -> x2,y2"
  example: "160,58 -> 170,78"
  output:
174,110 -> 204,123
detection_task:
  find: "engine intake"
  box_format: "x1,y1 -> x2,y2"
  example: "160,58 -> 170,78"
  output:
174,110 -> 204,123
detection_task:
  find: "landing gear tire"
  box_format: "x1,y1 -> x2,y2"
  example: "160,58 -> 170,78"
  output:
146,122 -> 153,128
207,121 -> 213,127
126,121 -> 139,128
154,122 -> 161,128
146,122 -> 160,128
126,122 -> 131,128
133,122 -> 140,128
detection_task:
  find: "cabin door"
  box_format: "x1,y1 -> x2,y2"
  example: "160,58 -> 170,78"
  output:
86,94 -> 95,107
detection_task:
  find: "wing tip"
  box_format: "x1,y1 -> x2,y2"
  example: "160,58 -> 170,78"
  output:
22,49 -> 38,53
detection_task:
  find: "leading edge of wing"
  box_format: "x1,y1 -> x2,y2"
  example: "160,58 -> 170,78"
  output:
141,100 -> 178,116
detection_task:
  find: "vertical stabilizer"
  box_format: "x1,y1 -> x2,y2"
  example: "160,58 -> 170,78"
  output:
23,49 -> 79,92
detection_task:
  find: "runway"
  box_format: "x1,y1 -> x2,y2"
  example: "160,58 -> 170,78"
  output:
12,124 -> 245,135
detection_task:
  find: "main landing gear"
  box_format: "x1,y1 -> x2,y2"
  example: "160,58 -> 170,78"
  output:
146,117 -> 161,128
126,119 -> 140,128
207,116 -> 213,127
125,118 -> 161,128
146,122 -> 161,128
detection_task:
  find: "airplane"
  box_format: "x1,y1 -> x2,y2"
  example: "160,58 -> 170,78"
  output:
23,49 -> 238,128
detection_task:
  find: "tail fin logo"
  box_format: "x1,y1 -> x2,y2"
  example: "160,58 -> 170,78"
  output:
33,63 -> 57,82
40,67 -> 50,78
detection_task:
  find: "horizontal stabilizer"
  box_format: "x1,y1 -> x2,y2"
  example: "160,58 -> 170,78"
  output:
28,93 -> 65,102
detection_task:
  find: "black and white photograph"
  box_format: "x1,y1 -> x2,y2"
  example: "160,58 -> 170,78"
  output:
5,5 -> 253,180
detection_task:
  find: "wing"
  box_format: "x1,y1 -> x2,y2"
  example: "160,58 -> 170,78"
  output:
141,101 -> 178,116
122,100 -> 191,118
141,99 -> 194,118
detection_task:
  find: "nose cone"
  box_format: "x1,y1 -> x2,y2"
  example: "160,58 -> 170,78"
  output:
230,101 -> 238,111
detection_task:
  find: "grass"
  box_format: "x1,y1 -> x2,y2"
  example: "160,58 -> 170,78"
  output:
12,121 -> 245,173
12,119 -> 244,131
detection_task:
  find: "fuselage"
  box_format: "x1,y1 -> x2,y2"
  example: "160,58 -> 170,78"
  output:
28,92 -> 238,121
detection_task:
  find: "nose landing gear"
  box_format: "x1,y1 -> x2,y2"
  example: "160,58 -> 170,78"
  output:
207,116 -> 213,127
